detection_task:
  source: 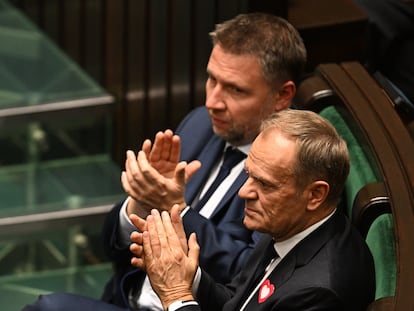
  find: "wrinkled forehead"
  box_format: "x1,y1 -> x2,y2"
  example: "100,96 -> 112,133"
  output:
247,131 -> 297,176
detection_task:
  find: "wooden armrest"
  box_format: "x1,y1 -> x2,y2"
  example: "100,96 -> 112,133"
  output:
367,296 -> 395,311
294,75 -> 340,111
352,182 -> 391,238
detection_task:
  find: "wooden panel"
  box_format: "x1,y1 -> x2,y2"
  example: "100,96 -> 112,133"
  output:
289,0 -> 368,72
168,0 -> 193,128
60,0 -> 82,65
246,0 -> 287,17
123,0 -> 147,156
82,0 -> 104,81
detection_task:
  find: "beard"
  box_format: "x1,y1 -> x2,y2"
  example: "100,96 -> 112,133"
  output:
213,122 -> 258,146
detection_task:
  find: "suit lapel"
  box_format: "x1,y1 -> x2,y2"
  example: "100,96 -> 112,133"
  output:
237,212 -> 341,310
236,241 -> 302,310
271,211 -> 340,288
243,259 -> 296,309
185,137 -> 225,204
230,237 -> 276,310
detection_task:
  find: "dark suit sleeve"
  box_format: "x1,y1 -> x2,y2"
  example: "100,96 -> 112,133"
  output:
195,270 -> 235,310
102,201 -> 132,265
101,200 -> 139,305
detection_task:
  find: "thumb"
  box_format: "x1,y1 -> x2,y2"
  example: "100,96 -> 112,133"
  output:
188,232 -> 200,265
185,160 -> 202,182
174,161 -> 188,186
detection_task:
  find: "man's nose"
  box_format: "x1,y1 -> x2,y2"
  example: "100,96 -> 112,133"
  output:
206,85 -> 226,110
238,177 -> 255,199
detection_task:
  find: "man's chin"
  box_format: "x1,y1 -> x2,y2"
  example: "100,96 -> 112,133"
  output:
243,216 -> 258,231
212,125 -> 230,138
213,129 -> 246,146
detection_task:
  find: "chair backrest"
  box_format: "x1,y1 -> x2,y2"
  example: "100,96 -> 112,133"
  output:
295,62 -> 414,310
366,213 -> 397,300
318,106 -> 396,301
318,105 -> 379,217
352,181 -> 395,300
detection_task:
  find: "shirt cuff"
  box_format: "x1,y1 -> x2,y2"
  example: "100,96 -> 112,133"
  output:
191,267 -> 202,297
167,300 -> 199,311
117,197 -> 138,247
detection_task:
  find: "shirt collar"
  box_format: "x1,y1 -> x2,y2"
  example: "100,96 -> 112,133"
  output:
225,143 -> 251,157
274,209 -> 336,259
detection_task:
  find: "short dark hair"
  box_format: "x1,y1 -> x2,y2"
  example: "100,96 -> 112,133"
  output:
209,13 -> 307,87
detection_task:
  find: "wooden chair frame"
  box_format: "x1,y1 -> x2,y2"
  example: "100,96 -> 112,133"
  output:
295,62 -> 414,311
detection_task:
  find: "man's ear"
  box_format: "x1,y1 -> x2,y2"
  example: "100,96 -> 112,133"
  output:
273,80 -> 296,111
306,180 -> 330,211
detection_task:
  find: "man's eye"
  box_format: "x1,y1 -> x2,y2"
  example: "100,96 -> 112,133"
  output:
251,176 -> 266,187
208,77 -> 216,85
230,86 -> 244,94
258,179 -> 278,190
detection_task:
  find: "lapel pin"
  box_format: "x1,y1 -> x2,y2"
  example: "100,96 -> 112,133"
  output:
258,279 -> 275,304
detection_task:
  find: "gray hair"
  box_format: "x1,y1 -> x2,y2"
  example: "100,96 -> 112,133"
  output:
261,109 -> 350,206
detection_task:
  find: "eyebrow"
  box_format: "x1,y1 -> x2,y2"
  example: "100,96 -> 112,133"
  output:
245,164 -> 272,184
207,68 -> 248,89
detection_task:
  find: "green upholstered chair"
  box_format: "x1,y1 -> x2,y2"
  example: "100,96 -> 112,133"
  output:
318,105 -> 396,301
319,106 -> 379,216
294,61 -> 414,310
366,214 -> 397,300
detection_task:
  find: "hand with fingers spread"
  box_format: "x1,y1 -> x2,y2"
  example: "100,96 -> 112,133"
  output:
140,207 -> 199,309
142,129 -> 182,178
121,130 -> 201,218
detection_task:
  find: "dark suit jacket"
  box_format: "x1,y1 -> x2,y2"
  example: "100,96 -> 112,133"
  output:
183,210 -> 375,311
101,106 -> 260,307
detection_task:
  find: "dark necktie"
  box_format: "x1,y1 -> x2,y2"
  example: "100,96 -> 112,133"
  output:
194,146 -> 246,212
254,241 -> 278,284
239,240 -> 278,309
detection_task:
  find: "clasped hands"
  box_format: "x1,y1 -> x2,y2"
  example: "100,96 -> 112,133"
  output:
129,205 -> 200,309
121,129 -> 201,218
121,130 -> 202,308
